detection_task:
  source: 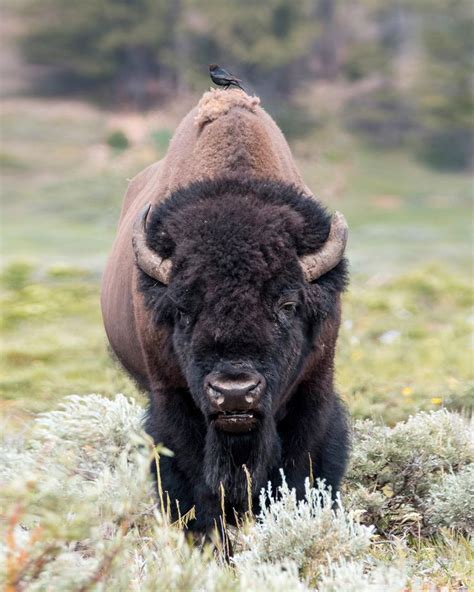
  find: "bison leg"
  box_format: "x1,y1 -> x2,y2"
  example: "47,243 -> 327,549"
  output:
266,396 -> 349,501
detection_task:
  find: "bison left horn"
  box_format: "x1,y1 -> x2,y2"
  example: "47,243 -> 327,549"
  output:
132,203 -> 172,284
299,211 -> 348,282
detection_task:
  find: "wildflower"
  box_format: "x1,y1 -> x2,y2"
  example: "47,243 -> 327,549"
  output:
351,350 -> 364,361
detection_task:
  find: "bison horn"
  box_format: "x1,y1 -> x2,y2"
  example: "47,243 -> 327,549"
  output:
299,211 -> 348,282
132,203 -> 172,284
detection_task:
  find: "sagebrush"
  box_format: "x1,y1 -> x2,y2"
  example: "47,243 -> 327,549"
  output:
0,395 -> 472,591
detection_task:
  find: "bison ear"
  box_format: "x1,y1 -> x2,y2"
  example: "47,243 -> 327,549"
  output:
133,204 -> 175,284
291,207 -> 334,257
145,216 -> 176,260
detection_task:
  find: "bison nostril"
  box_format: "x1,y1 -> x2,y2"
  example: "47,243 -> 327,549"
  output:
208,386 -> 225,407
244,382 -> 262,403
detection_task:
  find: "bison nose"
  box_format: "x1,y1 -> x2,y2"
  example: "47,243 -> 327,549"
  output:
204,370 -> 265,412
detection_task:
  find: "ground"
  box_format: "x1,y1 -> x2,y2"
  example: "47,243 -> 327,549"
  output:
0,96 -> 473,589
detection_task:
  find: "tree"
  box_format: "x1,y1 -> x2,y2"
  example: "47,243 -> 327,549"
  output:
415,0 -> 474,169
21,0 -> 179,106
178,0 -> 317,97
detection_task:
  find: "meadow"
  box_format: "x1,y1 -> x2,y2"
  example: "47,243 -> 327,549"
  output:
1,97 -> 472,424
1,96 -> 473,589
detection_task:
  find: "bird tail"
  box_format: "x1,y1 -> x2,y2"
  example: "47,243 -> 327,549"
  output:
230,80 -> 247,93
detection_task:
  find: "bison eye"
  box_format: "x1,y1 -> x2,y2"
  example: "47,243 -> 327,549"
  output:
279,301 -> 298,315
176,309 -> 191,327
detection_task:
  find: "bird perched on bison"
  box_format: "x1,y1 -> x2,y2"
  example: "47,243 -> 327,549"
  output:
209,63 -> 246,91
101,88 -> 350,540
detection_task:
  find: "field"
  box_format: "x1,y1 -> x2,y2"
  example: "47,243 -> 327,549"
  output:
1,96 -> 473,589
1,97 -> 472,423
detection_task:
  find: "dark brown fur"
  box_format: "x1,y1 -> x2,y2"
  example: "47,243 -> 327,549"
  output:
101,92 -> 349,535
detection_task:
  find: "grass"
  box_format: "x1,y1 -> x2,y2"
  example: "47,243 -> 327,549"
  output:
1,259 -> 472,426
301,137 -> 473,274
0,262 -> 141,420
1,96 -> 473,426
0,95 -> 472,589
338,266 -> 473,423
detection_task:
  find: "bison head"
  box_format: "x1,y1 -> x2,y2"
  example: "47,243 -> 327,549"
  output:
136,178 -> 348,504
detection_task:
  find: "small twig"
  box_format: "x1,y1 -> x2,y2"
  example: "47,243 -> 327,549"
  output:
153,447 -> 166,523
5,502 -> 23,592
76,519 -> 129,592
242,464 -> 253,517
11,545 -> 60,589
308,452 -> 314,487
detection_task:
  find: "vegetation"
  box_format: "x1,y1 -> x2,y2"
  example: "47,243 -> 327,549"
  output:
2,257 -> 472,426
13,0 -> 474,169
106,130 -> 130,151
1,97 -> 472,428
415,0 -> 474,170
1,395 -> 472,590
0,14 -> 472,587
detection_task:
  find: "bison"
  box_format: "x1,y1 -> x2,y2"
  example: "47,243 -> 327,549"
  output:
101,89 -> 349,536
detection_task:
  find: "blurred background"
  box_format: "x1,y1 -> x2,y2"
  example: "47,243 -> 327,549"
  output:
1,0 -> 472,426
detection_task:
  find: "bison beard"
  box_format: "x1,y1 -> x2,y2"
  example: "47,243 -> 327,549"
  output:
204,418 -> 281,507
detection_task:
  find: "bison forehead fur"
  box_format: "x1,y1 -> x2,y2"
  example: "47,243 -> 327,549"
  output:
101,90 -> 350,536
151,176 -> 342,277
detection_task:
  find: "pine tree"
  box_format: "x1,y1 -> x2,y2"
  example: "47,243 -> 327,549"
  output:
21,0 -> 179,106
415,0 -> 474,169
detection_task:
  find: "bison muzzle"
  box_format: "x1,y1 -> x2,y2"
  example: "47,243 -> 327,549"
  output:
205,365 -> 266,433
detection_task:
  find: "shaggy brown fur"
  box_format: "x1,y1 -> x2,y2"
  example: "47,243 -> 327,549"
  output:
101,89 -> 349,535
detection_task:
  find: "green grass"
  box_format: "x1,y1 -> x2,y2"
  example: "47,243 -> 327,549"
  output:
1,97 -> 473,425
0,262 -> 141,420
338,266 -> 473,423
301,139 -> 473,274
1,259 -> 472,425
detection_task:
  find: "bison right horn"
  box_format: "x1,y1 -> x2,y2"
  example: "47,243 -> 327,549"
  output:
132,203 -> 172,284
299,211 -> 348,282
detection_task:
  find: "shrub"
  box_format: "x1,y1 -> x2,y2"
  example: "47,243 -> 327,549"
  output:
416,128 -> 473,171
427,465 -> 474,533
1,395 -> 472,590
342,42 -> 389,81
237,562 -> 310,592
319,559 -> 407,592
235,475 -> 374,583
346,410 -> 474,536
106,130 -> 130,151
343,86 -> 416,148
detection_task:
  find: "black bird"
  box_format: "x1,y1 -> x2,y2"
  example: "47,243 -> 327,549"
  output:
209,64 -> 246,92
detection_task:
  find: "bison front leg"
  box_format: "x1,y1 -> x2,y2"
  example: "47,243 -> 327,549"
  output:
190,484 -> 235,560
153,453 -> 230,544
270,396 -> 350,500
